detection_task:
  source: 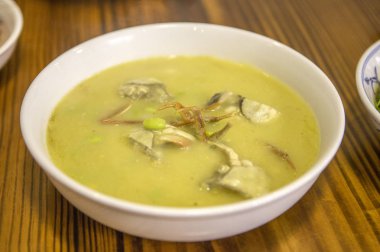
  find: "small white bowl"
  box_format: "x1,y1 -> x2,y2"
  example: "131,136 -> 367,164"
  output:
0,0 -> 23,70
20,23 -> 345,242
356,40 -> 380,130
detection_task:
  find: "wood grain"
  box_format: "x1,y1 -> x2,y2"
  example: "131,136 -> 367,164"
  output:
0,0 -> 379,251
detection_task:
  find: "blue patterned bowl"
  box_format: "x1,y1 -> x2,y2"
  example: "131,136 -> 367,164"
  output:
356,40 -> 380,130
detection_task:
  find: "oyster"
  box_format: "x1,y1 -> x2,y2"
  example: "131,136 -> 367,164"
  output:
240,98 -> 279,123
119,78 -> 171,103
205,141 -> 269,197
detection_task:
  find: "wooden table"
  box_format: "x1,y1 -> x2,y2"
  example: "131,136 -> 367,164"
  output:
1,0 -> 379,251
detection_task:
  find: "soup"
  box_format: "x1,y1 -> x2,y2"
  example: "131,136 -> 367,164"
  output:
47,56 -> 320,207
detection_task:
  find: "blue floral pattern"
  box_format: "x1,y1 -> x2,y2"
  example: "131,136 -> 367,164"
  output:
361,43 -> 380,104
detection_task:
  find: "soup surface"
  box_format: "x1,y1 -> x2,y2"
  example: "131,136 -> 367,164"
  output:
47,56 -> 320,207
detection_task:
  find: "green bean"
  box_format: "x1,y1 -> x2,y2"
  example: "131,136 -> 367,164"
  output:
143,117 -> 166,130
89,135 -> 102,143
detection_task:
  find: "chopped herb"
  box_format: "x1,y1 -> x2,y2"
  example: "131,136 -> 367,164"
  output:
376,89 -> 380,112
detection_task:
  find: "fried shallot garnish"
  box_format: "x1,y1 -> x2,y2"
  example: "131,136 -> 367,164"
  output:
158,102 -> 234,141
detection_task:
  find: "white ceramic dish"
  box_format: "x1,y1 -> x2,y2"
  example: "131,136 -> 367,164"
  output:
20,23 -> 345,242
356,40 -> 380,130
0,0 -> 23,70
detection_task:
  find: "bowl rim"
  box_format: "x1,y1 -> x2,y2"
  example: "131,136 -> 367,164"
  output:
21,22 -> 345,218
356,40 -> 380,122
0,0 -> 23,55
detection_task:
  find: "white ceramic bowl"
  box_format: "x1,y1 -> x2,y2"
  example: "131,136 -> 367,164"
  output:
356,40 -> 380,130
0,0 -> 23,70
20,23 -> 345,242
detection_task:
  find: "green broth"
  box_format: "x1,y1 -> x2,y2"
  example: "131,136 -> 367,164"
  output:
47,56 -> 320,207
